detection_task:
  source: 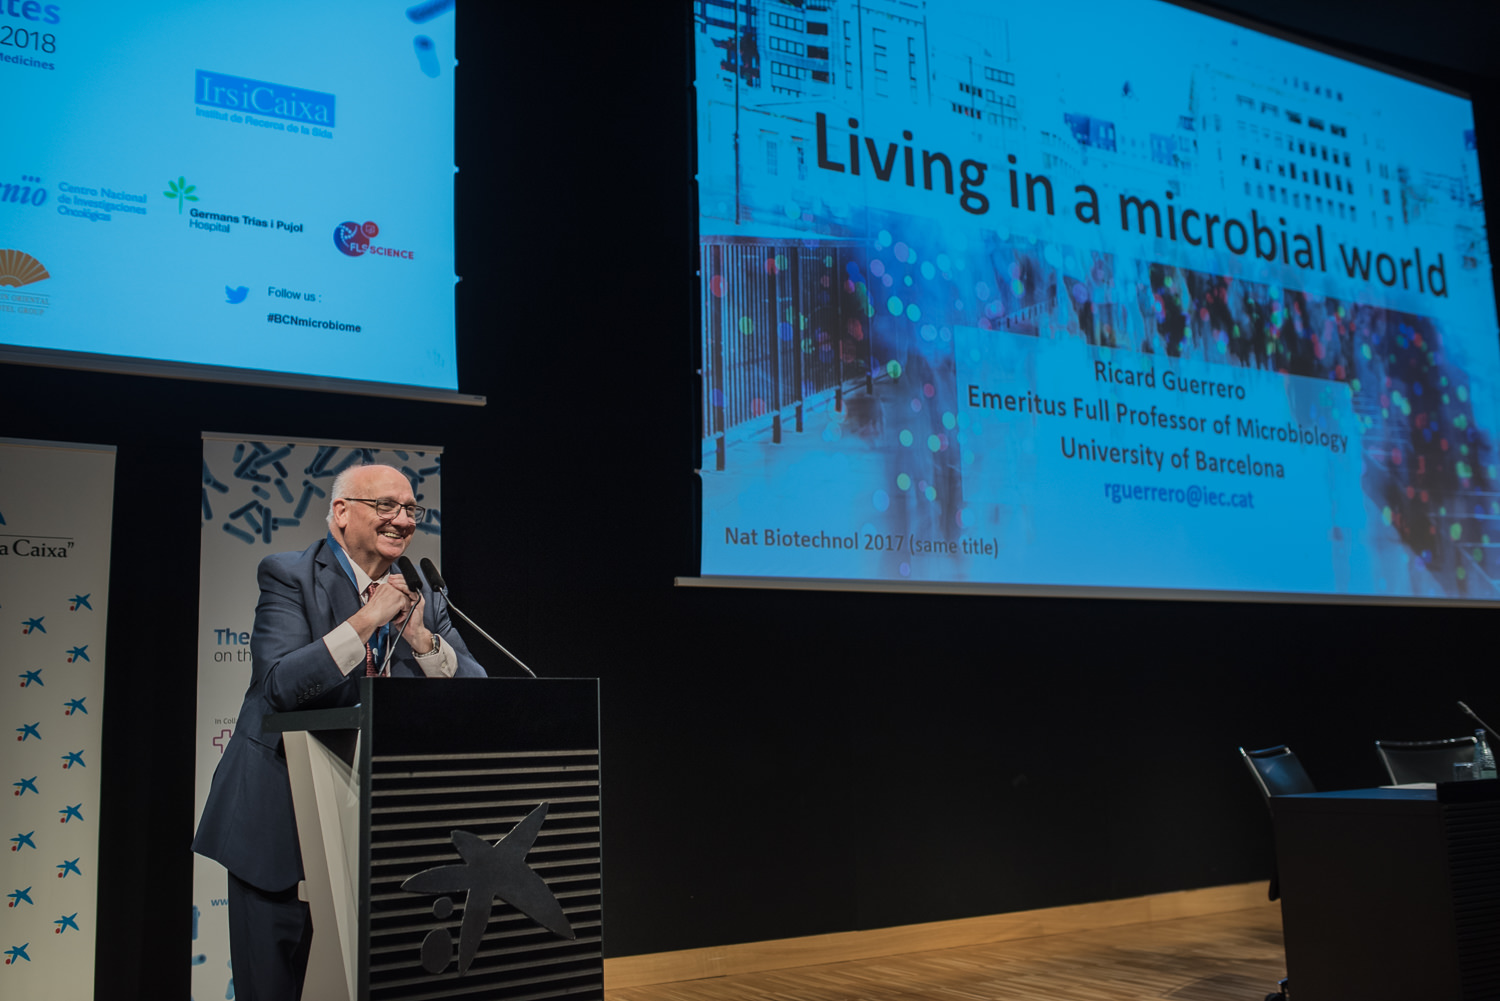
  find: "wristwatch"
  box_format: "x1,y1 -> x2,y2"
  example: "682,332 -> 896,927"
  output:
420,634 -> 442,658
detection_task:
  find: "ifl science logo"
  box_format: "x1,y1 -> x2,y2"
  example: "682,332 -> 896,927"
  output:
333,221 -> 414,261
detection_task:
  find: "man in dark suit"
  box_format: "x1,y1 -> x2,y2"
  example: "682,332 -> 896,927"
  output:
193,463 -> 486,1000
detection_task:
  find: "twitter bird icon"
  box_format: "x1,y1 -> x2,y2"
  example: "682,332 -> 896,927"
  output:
225,285 -> 249,304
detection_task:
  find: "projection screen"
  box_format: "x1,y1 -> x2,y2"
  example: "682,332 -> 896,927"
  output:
690,0 -> 1499,603
0,0 -> 475,403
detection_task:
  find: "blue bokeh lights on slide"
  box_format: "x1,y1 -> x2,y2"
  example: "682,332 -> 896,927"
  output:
694,0 -> 1499,601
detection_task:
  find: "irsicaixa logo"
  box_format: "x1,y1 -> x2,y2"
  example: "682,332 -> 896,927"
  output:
196,70 -> 335,128
164,176 -> 199,214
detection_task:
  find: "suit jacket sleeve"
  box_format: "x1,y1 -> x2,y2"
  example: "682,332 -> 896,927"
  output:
252,550 -> 357,711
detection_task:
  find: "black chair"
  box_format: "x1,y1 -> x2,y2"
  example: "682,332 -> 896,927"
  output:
1241,743 -> 1317,802
1239,745 -> 1314,1001
1239,745 -> 1316,902
1374,736 -> 1477,784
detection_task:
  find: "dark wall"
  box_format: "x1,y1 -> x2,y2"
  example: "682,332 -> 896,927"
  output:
2,3 -> 1498,998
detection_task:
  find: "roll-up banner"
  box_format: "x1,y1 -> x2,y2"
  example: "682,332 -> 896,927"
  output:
0,437 -> 115,996
191,433 -> 444,1001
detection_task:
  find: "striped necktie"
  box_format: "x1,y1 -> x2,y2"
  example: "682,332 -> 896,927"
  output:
364,581 -> 381,677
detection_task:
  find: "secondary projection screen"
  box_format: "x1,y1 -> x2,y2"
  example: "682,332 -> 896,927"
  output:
692,0 -> 1499,602
0,0 -> 465,400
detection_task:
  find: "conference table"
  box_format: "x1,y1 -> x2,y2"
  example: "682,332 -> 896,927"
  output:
1272,780 -> 1499,1001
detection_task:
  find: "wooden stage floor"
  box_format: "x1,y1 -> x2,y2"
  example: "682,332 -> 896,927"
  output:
606,905 -> 1285,1001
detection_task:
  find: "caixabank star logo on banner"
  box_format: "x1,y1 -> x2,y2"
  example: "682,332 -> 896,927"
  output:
0,438 -> 114,1000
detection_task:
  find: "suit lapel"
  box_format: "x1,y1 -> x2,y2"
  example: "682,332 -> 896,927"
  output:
314,539 -> 421,675
314,540 -> 361,631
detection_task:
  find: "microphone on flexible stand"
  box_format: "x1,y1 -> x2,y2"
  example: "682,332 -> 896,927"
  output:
1458,701 -> 1500,744
378,556 -> 427,674
418,557 -> 537,678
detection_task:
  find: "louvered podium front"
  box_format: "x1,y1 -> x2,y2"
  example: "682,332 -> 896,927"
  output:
266,677 -> 603,1001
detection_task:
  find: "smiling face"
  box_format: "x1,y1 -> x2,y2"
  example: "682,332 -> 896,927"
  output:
330,465 -> 417,578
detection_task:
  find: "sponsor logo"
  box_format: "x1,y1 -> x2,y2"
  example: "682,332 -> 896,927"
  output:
54,180 -> 149,223
196,70 -> 335,128
0,249 -> 51,316
164,176 -> 199,215
1,174 -> 46,208
171,179 -> 304,237
0,249 -> 48,288
225,285 -> 248,304
401,804 -> 575,976
333,220 -> 415,260
2,538 -> 74,558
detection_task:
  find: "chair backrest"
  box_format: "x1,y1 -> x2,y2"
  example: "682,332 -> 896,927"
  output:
1240,744 -> 1316,803
1375,736 -> 1477,785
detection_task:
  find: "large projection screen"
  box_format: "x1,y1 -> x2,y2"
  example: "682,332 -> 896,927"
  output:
0,0 -> 474,403
690,0 -> 1499,604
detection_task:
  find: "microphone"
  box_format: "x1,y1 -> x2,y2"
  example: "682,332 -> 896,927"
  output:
377,556 -> 427,674
418,557 -> 537,678
1458,701 -> 1500,743
418,556 -> 448,594
396,555 -> 424,593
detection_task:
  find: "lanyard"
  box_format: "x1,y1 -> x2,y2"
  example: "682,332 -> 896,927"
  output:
326,533 -> 391,664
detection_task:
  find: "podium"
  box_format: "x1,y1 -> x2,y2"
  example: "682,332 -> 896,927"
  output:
1274,782 -> 1500,1000
265,677 -> 603,1001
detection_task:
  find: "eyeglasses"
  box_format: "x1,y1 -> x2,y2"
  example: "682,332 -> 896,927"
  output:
343,497 -> 427,522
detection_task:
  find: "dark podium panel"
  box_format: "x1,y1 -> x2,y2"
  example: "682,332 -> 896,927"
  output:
268,677 -> 602,1001
1273,782 -> 1499,1001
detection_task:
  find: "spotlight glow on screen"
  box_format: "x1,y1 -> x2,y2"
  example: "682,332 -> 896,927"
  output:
0,0 -> 461,397
694,0 -> 1499,602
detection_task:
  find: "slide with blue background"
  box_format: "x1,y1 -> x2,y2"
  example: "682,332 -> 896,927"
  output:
0,0 -> 458,390
695,0 -> 1498,601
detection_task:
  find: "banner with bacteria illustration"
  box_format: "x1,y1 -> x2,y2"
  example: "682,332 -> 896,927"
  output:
191,433 -> 445,1001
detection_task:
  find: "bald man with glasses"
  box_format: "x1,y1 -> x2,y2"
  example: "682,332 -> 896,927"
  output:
194,463 -> 486,1001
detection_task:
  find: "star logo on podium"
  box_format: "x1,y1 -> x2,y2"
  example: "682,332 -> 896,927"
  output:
401,802 -> 575,976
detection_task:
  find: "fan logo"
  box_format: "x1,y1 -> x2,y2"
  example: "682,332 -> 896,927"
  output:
333,220 -> 414,260
0,249 -> 51,317
0,250 -> 49,288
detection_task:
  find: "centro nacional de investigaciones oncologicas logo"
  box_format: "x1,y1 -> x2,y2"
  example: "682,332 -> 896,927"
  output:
195,70 -> 335,128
